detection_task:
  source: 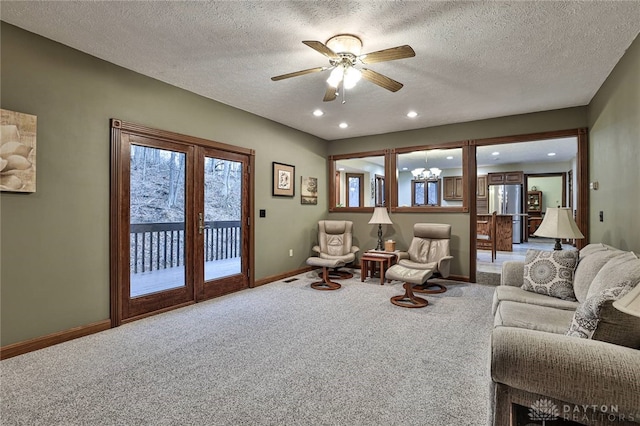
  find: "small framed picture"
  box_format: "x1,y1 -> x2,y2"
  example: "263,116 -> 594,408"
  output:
301,176 -> 318,205
272,161 -> 295,197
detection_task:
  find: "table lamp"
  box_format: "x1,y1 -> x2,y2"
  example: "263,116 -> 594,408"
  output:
368,207 -> 393,251
533,207 -> 584,250
613,283 -> 640,318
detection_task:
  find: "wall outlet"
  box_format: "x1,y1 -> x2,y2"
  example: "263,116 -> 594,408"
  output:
289,249 -> 293,257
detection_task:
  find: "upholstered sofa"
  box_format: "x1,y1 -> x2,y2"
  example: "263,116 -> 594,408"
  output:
489,243 -> 640,426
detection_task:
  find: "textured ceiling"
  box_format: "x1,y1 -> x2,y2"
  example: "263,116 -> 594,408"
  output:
2,1 -> 639,141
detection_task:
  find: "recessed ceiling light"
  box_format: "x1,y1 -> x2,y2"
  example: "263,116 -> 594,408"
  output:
407,111 -> 418,118
313,109 -> 324,117
547,152 -> 556,156
338,167 -> 345,171
492,151 -> 500,156
339,122 -> 348,129
402,167 -> 408,171
446,156 -> 453,160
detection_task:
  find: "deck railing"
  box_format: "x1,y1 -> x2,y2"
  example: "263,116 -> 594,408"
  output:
130,220 -> 241,273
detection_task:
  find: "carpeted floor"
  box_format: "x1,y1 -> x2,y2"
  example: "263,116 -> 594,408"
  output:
1,271 -> 496,425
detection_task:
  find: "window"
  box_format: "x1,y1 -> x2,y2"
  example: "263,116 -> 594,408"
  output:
329,150 -> 388,211
393,143 -> 468,212
411,179 -> 440,206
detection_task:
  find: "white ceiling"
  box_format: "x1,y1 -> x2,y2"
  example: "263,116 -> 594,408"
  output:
1,1 -> 639,141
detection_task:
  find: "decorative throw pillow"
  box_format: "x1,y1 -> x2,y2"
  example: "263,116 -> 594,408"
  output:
573,249 -> 626,302
586,251 -> 640,299
566,281 -> 640,348
522,249 -> 579,301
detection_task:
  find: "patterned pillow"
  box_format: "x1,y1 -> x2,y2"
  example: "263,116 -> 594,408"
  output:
566,281 -> 640,348
522,249 -> 579,301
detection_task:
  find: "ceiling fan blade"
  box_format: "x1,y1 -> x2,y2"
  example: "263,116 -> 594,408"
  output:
271,67 -> 326,81
302,41 -> 339,60
323,86 -> 337,102
359,45 -> 415,64
361,68 -> 404,92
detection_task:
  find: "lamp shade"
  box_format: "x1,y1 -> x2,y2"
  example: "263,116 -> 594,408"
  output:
613,283 -> 640,318
534,208 -> 584,239
368,207 -> 392,225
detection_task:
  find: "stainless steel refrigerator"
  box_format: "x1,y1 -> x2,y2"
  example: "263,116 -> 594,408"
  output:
489,184 -> 523,243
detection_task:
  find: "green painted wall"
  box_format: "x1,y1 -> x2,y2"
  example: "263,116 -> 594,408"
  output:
2,22 -> 637,348
0,24 -> 327,346
327,109 -> 589,278
588,35 -> 640,253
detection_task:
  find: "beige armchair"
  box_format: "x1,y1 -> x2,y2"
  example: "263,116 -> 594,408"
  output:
397,223 -> 453,293
312,220 -> 360,279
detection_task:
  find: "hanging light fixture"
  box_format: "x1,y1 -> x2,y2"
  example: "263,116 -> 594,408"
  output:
324,34 -> 363,93
343,66 -> 362,89
327,66 -> 345,88
429,167 -> 442,178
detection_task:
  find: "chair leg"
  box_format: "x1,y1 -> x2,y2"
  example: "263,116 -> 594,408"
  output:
390,283 -> 428,308
311,267 -> 341,291
412,280 -> 447,294
321,267 -> 354,280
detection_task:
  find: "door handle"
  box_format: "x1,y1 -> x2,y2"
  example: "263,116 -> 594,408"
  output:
198,213 -> 210,235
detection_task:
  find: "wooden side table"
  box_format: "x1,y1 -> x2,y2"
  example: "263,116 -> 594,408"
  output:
360,252 -> 397,285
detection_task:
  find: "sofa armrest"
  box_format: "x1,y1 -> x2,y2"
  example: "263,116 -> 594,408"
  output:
500,261 -> 524,286
491,327 -> 640,418
350,246 -> 360,255
312,245 -> 321,254
437,255 -> 454,278
397,251 -> 409,261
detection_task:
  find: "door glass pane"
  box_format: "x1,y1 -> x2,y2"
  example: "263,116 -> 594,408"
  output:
203,157 -> 242,281
129,145 -> 186,297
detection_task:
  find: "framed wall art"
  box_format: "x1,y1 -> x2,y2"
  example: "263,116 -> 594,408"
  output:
272,161 -> 295,197
1,109 -> 37,193
301,176 -> 318,205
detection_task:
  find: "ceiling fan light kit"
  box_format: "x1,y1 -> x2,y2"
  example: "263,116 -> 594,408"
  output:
271,33 -> 415,102
325,34 -> 362,56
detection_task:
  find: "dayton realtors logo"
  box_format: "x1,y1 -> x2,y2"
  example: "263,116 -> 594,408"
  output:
529,399 -> 637,424
529,399 -> 559,425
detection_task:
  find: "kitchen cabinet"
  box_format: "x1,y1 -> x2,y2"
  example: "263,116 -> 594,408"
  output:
488,171 -> 523,185
477,175 -> 488,213
443,176 -> 463,200
477,175 -> 488,199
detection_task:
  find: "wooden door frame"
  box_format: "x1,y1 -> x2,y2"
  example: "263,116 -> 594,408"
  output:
110,119 -> 255,327
468,128 -> 588,283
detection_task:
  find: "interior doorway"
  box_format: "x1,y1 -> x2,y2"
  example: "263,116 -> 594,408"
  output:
110,120 -> 254,325
470,129 -> 588,284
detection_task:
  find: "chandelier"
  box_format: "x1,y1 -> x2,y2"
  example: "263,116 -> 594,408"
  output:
411,167 -> 442,180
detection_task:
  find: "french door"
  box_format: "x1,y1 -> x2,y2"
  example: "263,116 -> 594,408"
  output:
110,120 -> 253,324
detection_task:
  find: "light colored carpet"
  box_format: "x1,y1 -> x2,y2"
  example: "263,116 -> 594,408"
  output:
1,271 -> 496,425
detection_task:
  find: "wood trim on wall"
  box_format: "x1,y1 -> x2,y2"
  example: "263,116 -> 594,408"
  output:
253,266 -> 314,287
468,143 -> 478,284
0,320 -> 111,360
576,128 -> 589,249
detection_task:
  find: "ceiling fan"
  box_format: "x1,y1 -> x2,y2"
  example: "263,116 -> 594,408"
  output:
271,34 -> 415,102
